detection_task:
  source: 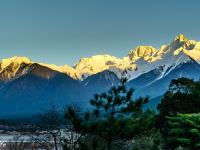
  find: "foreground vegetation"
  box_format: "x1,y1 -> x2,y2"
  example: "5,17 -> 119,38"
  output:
64,77 -> 200,150
1,77 -> 200,150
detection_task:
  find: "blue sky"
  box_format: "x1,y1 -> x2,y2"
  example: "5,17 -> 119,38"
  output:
0,0 -> 200,66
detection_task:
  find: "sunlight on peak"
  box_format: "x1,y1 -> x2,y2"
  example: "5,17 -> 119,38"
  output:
174,34 -> 188,42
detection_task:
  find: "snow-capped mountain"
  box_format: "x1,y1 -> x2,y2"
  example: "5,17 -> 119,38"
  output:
1,34 -> 200,116
73,55 -> 133,80
0,56 -> 80,81
0,56 -> 32,82
2,34 -> 200,82
126,34 -> 200,98
72,34 -> 200,81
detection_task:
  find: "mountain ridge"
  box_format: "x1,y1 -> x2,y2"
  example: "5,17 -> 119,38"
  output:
1,34 -> 200,81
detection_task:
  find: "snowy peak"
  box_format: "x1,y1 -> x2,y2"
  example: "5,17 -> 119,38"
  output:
128,46 -> 156,62
0,56 -> 32,70
174,34 -> 188,42
0,56 -> 79,81
0,56 -> 32,81
170,34 -> 195,53
124,34 -> 200,80
1,34 -> 200,82
168,34 -> 200,63
74,55 -> 132,79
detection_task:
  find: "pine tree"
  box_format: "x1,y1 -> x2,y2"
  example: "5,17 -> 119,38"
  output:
65,78 -> 149,150
166,113 -> 200,150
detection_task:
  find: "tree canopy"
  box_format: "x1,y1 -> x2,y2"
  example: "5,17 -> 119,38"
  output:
157,77 -> 200,127
165,113 -> 200,150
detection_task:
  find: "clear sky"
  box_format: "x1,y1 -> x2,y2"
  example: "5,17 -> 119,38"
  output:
0,0 -> 200,66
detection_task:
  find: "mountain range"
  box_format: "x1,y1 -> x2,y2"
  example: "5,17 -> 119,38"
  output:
1,34 -> 200,117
